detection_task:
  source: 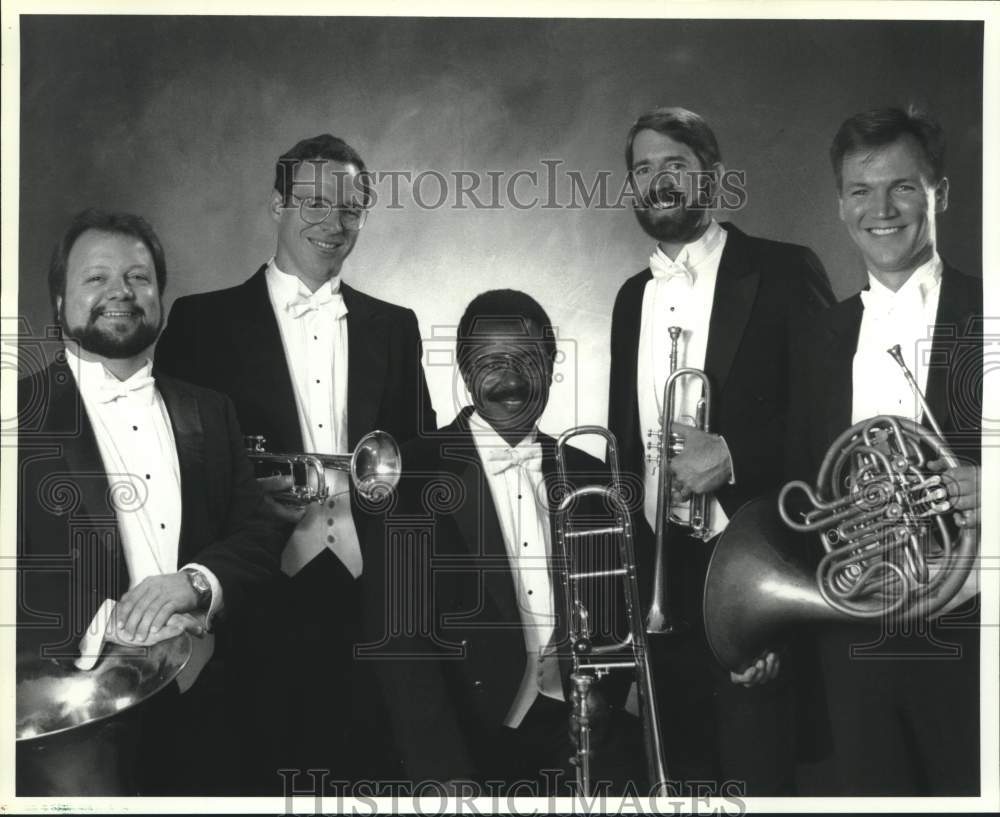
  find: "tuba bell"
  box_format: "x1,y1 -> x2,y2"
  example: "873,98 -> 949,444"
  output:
244,430 -> 401,506
703,345 -> 977,672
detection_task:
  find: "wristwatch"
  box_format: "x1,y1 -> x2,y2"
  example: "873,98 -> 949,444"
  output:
182,568 -> 212,610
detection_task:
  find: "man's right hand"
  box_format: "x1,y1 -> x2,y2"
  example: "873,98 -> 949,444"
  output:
258,475 -> 308,524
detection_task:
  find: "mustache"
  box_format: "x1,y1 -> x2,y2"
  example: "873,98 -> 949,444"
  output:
482,376 -> 533,402
637,187 -> 686,210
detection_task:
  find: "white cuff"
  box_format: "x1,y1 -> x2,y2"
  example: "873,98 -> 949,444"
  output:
181,562 -> 224,627
717,435 -> 736,485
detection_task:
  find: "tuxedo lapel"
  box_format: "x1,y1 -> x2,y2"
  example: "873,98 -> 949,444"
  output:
613,271 -> 650,474
539,435 -> 568,645
343,284 -> 389,449
157,376 -> 204,566
704,225 -> 760,395
818,297 -> 862,460
442,421 -> 520,624
923,265 -> 973,434
40,362 -> 114,522
234,268 -> 303,451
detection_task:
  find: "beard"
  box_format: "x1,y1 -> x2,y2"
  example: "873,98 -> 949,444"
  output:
634,188 -> 710,245
60,303 -> 162,359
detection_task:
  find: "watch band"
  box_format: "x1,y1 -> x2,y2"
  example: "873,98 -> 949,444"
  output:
182,567 -> 212,610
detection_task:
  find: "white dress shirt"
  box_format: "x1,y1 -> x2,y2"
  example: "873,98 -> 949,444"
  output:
265,259 -> 362,578
852,255 -> 943,425
636,219 -> 731,537
469,412 -> 564,728
66,347 -> 220,689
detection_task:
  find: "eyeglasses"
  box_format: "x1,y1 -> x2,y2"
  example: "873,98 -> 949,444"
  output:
287,195 -> 369,230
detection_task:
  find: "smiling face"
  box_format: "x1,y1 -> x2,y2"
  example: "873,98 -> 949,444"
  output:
838,135 -> 948,288
57,229 -> 163,362
631,128 -> 717,249
271,159 -> 363,290
461,317 -> 553,446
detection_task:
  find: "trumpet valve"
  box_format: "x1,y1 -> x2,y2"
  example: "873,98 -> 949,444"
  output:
244,434 -> 267,453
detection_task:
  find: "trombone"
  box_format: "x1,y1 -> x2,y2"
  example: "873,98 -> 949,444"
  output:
554,426 -> 668,795
645,325 -> 713,634
244,430 -> 401,506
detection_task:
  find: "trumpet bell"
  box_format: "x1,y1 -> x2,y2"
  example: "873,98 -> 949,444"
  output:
351,430 -> 402,501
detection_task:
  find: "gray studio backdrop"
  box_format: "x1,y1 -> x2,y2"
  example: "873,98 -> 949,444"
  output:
18,17 -> 983,454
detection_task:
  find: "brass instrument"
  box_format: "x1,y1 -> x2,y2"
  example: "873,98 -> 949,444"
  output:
16,634 -> 192,795
244,430 -> 401,505
703,345 -> 977,671
646,325 -> 713,634
554,426 -> 668,795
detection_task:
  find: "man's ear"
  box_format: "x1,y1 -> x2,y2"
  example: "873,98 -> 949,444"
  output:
269,190 -> 285,223
934,176 -> 950,214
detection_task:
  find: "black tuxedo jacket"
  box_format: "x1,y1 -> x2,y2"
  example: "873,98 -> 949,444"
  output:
154,265 -> 436,455
608,223 -> 833,516
16,361 -> 287,660
361,408 -> 625,781
786,263 -> 983,485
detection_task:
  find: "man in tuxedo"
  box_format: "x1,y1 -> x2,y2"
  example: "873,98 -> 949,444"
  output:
17,209 -> 287,794
607,107 -> 834,793
362,289 -> 640,792
786,107 -> 981,795
154,134 -> 436,786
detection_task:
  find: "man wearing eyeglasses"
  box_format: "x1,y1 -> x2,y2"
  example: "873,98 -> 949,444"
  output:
155,133 -> 436,790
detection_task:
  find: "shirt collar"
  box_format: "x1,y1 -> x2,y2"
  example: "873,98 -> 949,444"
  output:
651,218 -> 725,275
64,345 -> 154,399
862,253 -> 943,311
266,257 -> 342,307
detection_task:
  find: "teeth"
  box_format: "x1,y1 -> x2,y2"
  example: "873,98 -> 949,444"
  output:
101,312 -> 135,317
311,239 -> 339,250
869,226 -> 902,236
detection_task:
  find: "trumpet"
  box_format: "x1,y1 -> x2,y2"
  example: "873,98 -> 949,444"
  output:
244,430 -> 401,506
554,426 -> 668,795
645,325 -> 713,634
703,344 -> 977,671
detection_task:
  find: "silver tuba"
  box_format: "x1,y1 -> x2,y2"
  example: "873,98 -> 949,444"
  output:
244,430 -> 401,506
554,425 -> 668,795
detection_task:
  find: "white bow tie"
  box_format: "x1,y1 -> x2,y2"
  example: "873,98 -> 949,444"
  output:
486,443 -> 544,475
95,374 -> 156,405
650,252 -> 695,284
286,290 -> 348,320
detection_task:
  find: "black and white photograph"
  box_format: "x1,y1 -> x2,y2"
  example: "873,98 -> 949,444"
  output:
2,1 -> 997,812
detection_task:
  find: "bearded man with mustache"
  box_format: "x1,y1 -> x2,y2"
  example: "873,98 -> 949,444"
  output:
607,107 -> 833,794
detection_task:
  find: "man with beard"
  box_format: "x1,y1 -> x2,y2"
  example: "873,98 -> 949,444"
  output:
607,107 -> 833,793
16,209 -> 287,794
362,290 -> 641,792
154,134 -> 435,787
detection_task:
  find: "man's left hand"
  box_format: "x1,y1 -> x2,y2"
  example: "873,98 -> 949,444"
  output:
927,460 -> 980,529
669,423 -> 733,499
730,650 -> 780,687
113,573 -> 199,643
